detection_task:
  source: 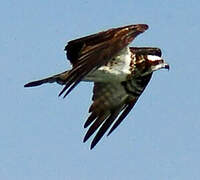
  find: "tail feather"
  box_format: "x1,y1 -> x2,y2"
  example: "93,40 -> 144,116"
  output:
24,71 -> 69,87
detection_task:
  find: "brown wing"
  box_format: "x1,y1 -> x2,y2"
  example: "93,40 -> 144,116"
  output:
59,24 -> 148,98
83,82 -> 138,149
84,71 -> 153,149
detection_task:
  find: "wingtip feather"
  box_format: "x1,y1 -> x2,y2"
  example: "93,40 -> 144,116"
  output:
24,80 -> 43,87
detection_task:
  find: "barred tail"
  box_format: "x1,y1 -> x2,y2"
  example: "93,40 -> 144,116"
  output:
24,71 -> 69,87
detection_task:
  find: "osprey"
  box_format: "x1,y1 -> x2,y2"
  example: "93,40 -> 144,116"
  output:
24,24 -> 169,149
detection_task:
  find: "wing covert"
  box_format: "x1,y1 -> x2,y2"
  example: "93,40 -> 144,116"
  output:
59,24 -> 148,98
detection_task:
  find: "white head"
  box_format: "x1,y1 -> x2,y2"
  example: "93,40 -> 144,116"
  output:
131,47 -> 169,76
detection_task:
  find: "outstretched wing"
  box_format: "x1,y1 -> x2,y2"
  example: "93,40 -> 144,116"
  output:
84,70 -> 153,149
83,82 -> 138,149
59,24 -> 148,98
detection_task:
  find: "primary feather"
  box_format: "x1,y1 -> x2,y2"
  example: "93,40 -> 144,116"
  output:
24,24 -> 169,149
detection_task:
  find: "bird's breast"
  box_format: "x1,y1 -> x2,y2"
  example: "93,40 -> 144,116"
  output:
83,47 -> 132,82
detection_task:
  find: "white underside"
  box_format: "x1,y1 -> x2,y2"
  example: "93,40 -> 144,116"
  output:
83,47 -> 132,82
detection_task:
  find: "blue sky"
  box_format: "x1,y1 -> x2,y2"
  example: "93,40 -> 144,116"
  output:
1,0 -> 200,179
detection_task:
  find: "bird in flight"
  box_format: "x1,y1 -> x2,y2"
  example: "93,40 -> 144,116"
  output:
24,24 -> 169,149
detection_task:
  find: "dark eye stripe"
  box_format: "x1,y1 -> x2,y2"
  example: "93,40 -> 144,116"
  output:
149,59 -> 164,66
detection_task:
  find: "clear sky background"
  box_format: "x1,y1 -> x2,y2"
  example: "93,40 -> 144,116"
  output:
1,0 -> 200,179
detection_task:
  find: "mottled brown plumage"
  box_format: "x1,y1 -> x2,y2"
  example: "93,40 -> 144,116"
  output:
24,24 -> 169,149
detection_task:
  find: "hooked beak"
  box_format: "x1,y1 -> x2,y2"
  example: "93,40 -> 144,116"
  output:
147,55 -> 170,72
164,62 -> 170,71
157,60 -> 170,71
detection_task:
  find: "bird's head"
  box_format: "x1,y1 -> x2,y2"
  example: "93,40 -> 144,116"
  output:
130,47 -> 169,76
